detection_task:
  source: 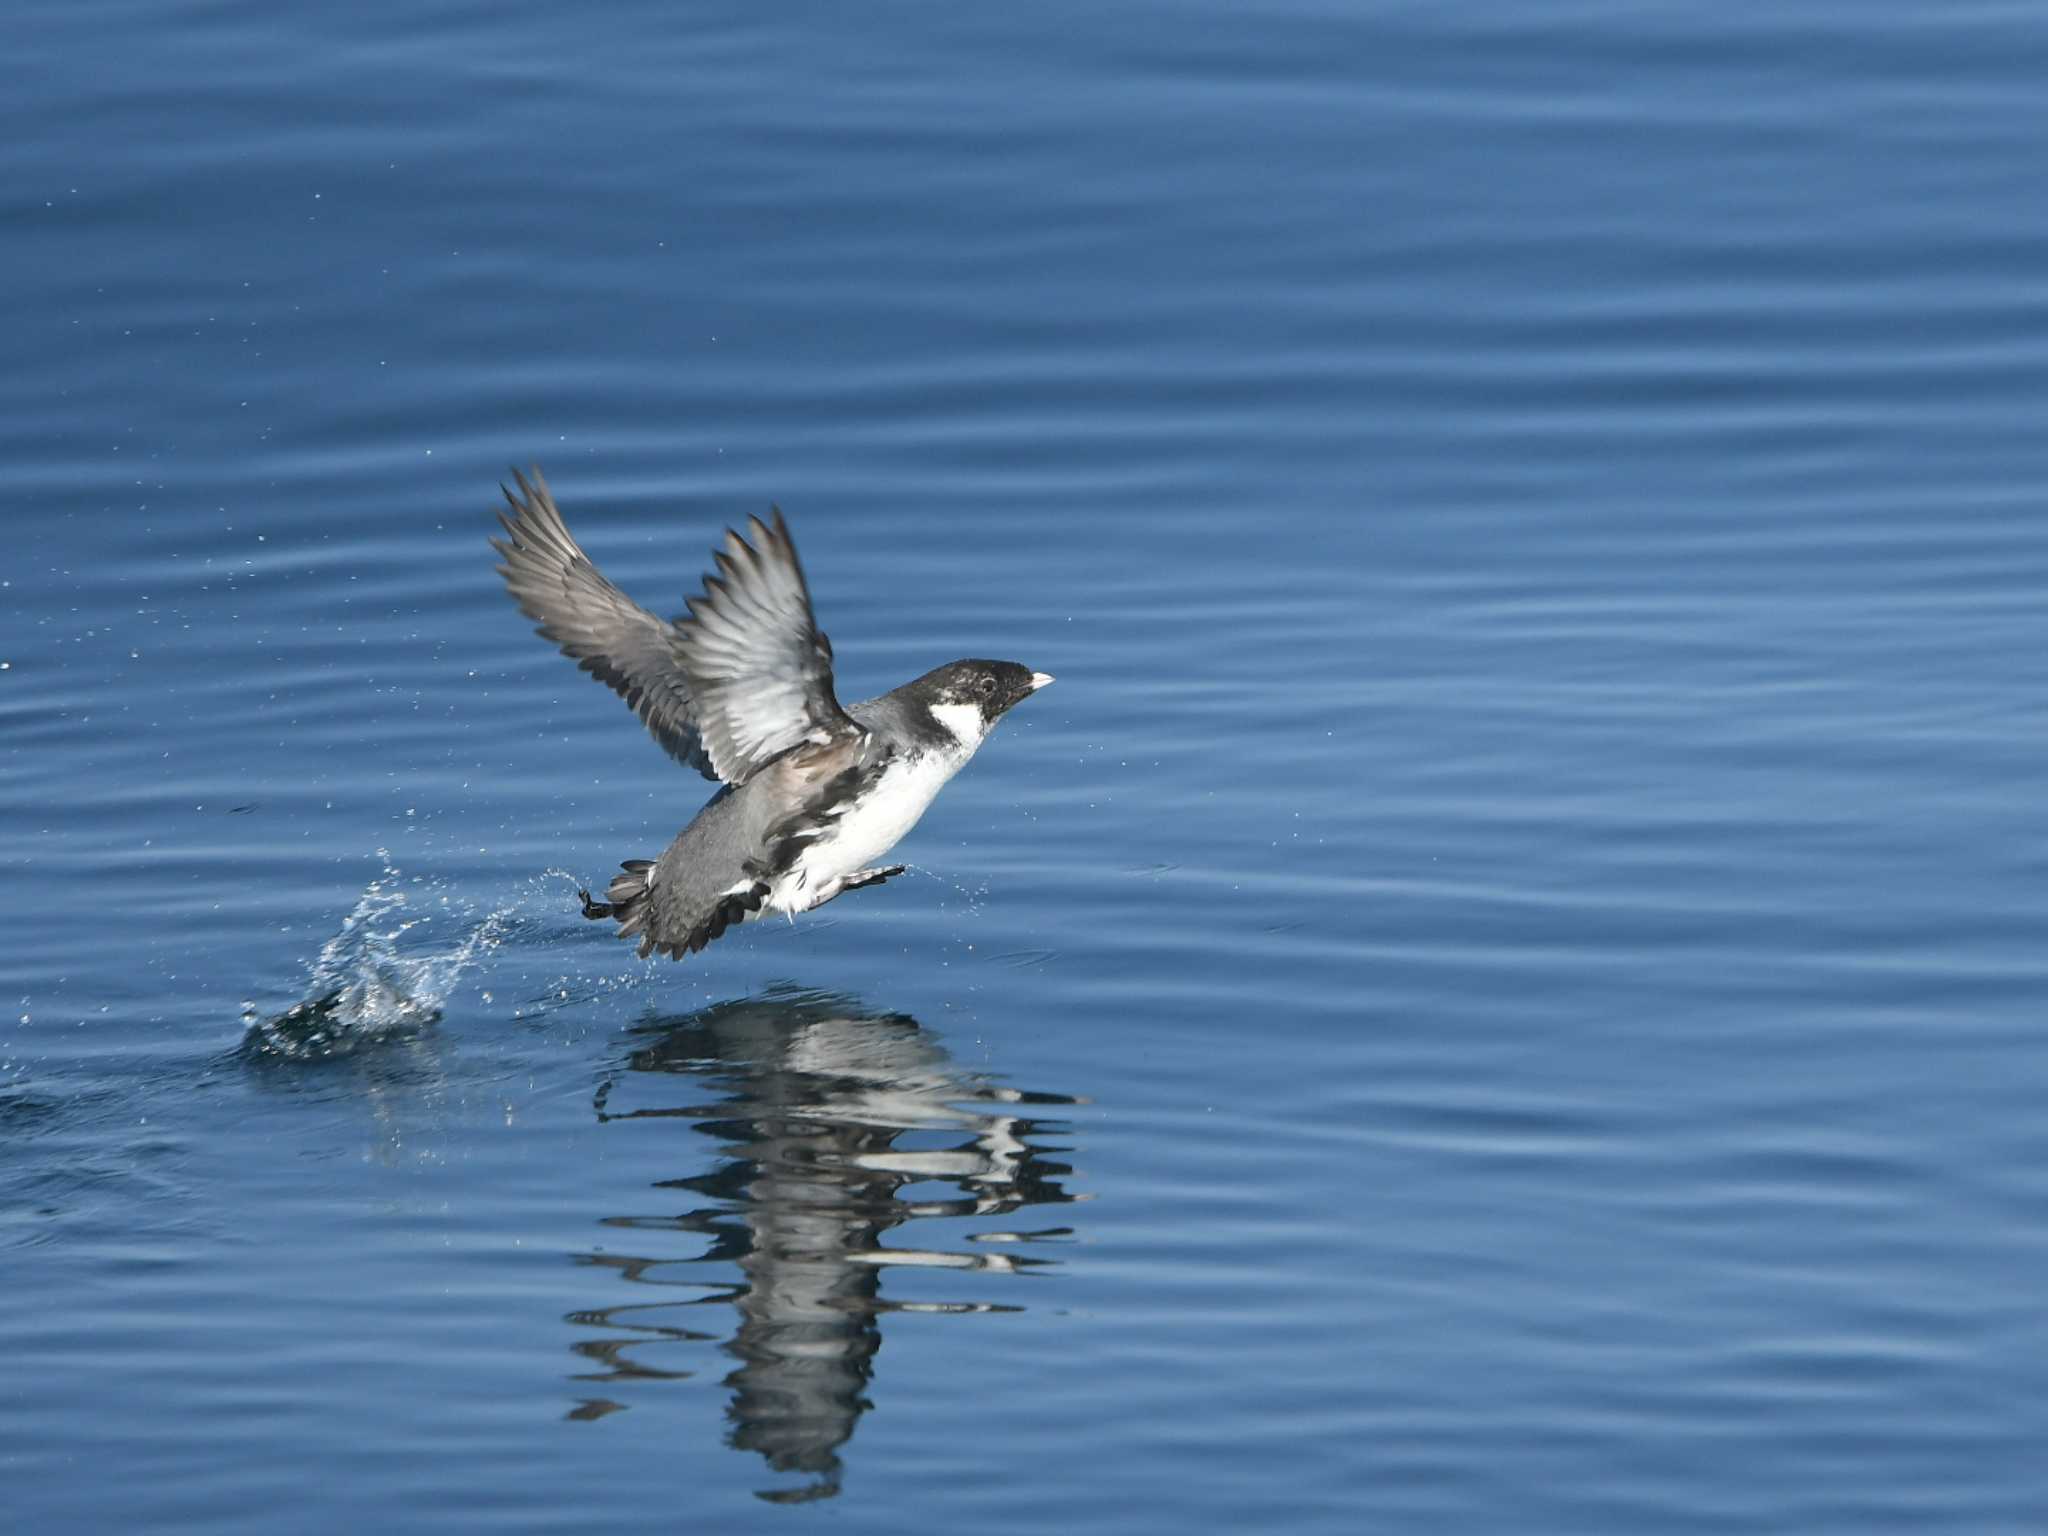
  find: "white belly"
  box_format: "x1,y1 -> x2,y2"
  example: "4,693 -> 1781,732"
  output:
769,750 -> 962,913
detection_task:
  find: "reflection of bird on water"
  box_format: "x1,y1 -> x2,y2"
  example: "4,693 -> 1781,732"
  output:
575,989 -> 1083,1502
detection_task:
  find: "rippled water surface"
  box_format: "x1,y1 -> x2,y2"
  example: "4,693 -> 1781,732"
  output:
8,2 -> 2048,1529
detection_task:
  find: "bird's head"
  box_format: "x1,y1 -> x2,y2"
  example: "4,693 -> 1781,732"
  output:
914,659 -> 1054,747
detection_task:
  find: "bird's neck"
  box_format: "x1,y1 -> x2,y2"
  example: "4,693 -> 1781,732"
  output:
923,701 -> 988,754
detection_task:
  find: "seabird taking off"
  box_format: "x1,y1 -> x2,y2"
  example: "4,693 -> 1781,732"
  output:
492,469 -> 1052,960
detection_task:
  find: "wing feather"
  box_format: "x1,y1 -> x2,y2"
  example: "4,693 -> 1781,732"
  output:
490,467 -> 719,781
670,508 -> 855,784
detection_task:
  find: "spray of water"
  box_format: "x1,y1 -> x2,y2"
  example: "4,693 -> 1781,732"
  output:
241,852 -> 512,1060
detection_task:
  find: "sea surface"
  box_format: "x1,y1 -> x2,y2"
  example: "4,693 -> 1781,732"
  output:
6,2 -> 2048,1530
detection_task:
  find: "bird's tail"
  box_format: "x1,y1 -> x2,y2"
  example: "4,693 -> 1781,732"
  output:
579,856 -> 770,961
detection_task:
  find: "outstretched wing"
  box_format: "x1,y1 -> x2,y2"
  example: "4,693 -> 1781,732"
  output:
491,467 -> 719,781
671,508 -> 857,785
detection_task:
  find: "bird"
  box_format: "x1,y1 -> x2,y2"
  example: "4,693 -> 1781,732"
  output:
491,468 -> 1053,961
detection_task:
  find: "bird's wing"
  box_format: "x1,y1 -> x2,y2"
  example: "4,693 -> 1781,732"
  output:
670,508 -> 857,785
491,467 -> 720,781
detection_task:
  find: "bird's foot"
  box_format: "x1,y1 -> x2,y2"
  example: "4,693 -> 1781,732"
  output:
842,864 -> 906,892
578,888 -> 615,920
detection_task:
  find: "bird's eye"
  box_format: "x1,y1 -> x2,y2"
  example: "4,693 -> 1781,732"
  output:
977,674 -> 996,697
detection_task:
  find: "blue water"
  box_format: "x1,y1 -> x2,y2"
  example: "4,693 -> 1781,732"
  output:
8,1 -> 2048,1528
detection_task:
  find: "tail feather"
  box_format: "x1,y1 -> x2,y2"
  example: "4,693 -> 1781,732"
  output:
582,857 -> 768,961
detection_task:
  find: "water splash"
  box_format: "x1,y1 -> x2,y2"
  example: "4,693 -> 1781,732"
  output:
897,862 -> 991,916
242,852 -> 510,1060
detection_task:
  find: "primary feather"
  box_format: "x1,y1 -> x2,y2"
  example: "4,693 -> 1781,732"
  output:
491,467 -> 720,781
670,510 -> 857,786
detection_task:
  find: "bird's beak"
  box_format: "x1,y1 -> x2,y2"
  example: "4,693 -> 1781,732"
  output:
1028,671 -> 1055,691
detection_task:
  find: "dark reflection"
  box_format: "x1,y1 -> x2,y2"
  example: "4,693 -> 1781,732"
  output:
574,988 -> 1083,1502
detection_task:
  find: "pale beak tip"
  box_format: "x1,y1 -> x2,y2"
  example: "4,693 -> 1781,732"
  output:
1028,671 -> 1055,691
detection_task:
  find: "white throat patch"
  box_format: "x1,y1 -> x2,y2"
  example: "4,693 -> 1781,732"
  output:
927,701 -> 987,750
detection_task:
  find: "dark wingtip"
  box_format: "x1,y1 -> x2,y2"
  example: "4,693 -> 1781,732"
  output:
504,464 -> 549,511
765,503 -> 812,598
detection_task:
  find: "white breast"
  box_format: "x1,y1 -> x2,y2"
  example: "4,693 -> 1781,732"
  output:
771,748 -> 964,912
